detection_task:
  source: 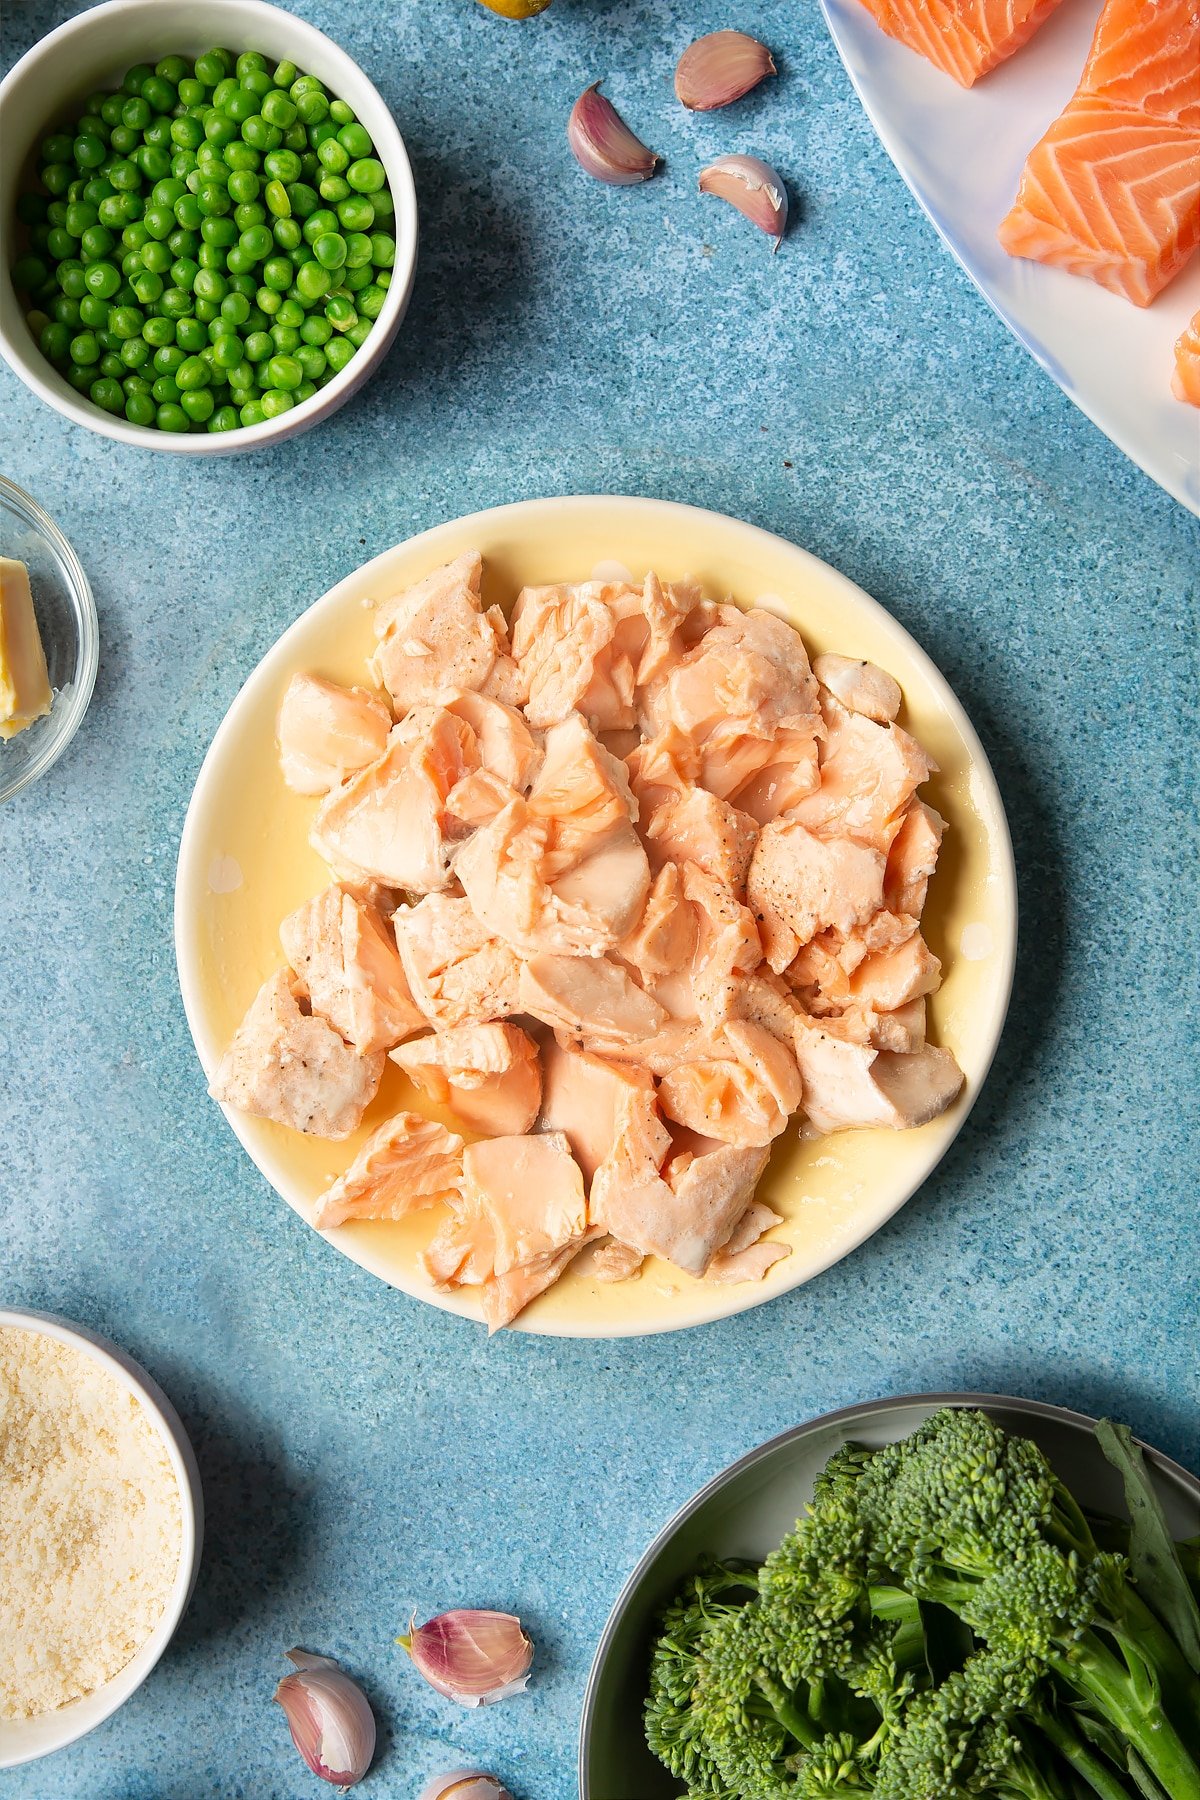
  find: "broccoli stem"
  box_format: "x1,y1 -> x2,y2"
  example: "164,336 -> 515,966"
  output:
1047,1634 -> 1200,1800
1035,1707 -> 1140,1800
755,1665 -> 821,1750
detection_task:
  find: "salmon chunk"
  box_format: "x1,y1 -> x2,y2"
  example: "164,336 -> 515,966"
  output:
393,894 -> 522,1028
728,724 -> 823,826
510,580 -> 620,727
277,673 -> 392,795
791,695 -> 936,851
848,930 -> 942,1013
588,1237 -> 646,1282
658,1019 -> 801,1147
310,707 -> 475,892
591,1092 -> 768,1276
281,885 -> 425,1054
853,0 -> 1065,88
748,820 -> 887,972
313,1111 -> 463,1227
883,800 -> 945,919
538,1037 -> 656,1184
370,551 -> 522,710
210,968 -> 384,1139
444,689 -> 539,791
392,1023 -> 542,1136
644,785 -> 759,890
813,653 -> 901,725
619,862 -> 698,987
703,1198 -> 789,1283
1174,311 -> 1200,404
519,953 -> 668,1046
793,1015 -> 963,1133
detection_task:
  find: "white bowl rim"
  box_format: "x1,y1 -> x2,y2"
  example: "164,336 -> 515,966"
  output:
0,1306 -> 204,1768
577,1389 -> 1200,1793
0,0 -> 418,456
173,493 -> 1018,1337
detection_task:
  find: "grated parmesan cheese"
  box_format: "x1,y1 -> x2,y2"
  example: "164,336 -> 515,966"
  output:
0,1325 -> 183,1719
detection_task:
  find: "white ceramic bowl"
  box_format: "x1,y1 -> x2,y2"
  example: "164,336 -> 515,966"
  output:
0,0 -> 418,456
0,476 -> 98,803
0,1308 -> 204,1769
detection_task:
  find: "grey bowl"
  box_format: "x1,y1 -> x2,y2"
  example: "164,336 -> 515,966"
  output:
578,1392 -> 1200,1799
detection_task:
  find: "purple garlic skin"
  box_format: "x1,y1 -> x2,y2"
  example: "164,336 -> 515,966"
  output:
274,1650 -> 377,1788
400,1609 -> 534,1707
675,31 -> 776,111
699,155 -> 789,249
568,83 -> 660,185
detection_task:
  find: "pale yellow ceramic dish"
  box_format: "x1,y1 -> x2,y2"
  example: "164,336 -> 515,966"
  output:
174,497 -> 1016,1337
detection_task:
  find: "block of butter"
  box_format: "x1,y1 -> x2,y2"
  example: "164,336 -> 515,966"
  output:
0,557 -> 52,740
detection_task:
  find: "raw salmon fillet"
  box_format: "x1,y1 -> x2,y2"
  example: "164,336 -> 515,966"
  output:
998,0 -> 1200,306
1173,310 -> 1200,401
853,0 -> 1066,87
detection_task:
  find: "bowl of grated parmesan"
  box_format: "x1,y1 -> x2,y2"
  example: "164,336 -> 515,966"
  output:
0,1309 -> 203,1768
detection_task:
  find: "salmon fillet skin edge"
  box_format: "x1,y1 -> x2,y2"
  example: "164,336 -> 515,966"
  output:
852,0 -> 1066,88
998,0 -> 1200,307
1174,310 -> 1200,402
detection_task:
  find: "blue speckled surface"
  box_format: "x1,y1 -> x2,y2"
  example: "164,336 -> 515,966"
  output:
1,2 -> 1198,1796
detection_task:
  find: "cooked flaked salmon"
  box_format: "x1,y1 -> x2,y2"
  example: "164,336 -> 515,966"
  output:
392,1022 -> 541,1136
314,1111 -> 463,1227
211,968 -> 383,1138
371,551 -> 523,709
393,893 -> 522,1029
852,0 -> 1065,88
231,552 -> 961,1326
310,706 -> 475,892
281,884 -> 425,1054
277,673 -> 392,795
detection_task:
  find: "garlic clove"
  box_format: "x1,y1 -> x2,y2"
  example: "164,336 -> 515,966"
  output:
274,1649 -> 377,1788
567,83 -> 660,186
698,155 -> 788,249
418,1776 -> 514,1800
675,31 -> 776,111
398,1609 -> 533,1707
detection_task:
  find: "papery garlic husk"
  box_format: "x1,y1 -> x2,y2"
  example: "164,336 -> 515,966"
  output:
399,1609 -> 533,1707
698,154 -> 788,249
675,31 -> 776,111
274,1650 -> 377,1788
568,83 -> 660,185
418,1775 -> 514,1800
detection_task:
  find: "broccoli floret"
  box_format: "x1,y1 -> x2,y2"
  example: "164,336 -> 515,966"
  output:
693,1601 -> 818,1799
853,1411 -> 1200,1800
645,1562 -> 761,1796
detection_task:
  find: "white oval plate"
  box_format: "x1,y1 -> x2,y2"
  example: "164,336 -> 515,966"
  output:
820,0 -> 1200,515
175,496 -> 1015,1338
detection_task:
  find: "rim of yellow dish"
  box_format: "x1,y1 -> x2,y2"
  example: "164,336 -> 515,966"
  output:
174,496 -> 1017,1339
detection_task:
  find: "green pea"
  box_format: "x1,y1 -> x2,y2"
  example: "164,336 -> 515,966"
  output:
64,201 -> 98,237
234,200 -> 267,231
177,77 -> 206,108
171,115 -> 204,150
295,341 -> 326,380
74,135 -> 108,171
176,387 -> 213,422
241,115 -> 280,153
300,313 -> 331,345
46,226 -> 75,260
329,98 -> 354,126
12,253 -> 49,290
345,318 -> 372,348
342,231 -> 373,269
194,50 -> 227,87
120,95 -> 150,132
156,401 -> 190,431
336,122 -> 372,160
243,329 -> 272,362
52,295 -> 83,326
337,196 -> 375,235
173,192 -> 203,230
76,294 -> 107,328
64,361 -> 93,391
175,315 -> 208,351
312,230 -> 346,270
346,157 -> 386,195
97,195 -> 127,229
136,143 -> 172,182
108,304 -> 143,338
79,224 -> 116,260
255,285 -> 281,316
83,261 -> 121,299
317,136 -> 349,175
288,181 -> 321,219
263,148 -> 301,183
155,51 -> 189,81
192,267 -> 226,304
239,398 -> 265,426
215,289 -> 249,326
209,403 -> 240,431
302,207 -> 337,244
324,333 -> 355,373
263,351 -> 301,389
69,330 -> 100,364
325,294 -> 357,332
168,227 -> 199,258
357,282 -> 386,320
41,320 -> 72,361
142,314 -> 175,346
259,386 -> 293,417
204,111 -> 237,147
152,342 -> 186,374
341,263 -> 371,293
201,215 -> 238,247
274,59 -> 299,87
42,163 -> 71,196
269,324 -> 300,353
140,242 -> 172,277
171,150 -> 198,181
223,87 -> 259,126
284,121 -> 308,153
262,255 -> 291,290
237,223 -> 273,261
261,90 -> 296,128
124,390 -> 156,425
272,216 -> 302,252
264,179 -> 291,217
212,332 -> 244,369
160,286 -> 192,318
120,335 -> 150,367
294,89 -> 328,127
227,169 -> 261,206
224,244 -> 255,276
89,374 -> 125,413
143,203 -> 174,240
318,173 -> 351,205
170,257 -> 199,290
174,354 -> 208,389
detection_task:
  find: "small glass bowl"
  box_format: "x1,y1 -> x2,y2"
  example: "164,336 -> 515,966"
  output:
0,475 -> 98,802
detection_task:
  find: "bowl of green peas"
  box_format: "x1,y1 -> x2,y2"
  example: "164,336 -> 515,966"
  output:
0,0 -> 417,451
